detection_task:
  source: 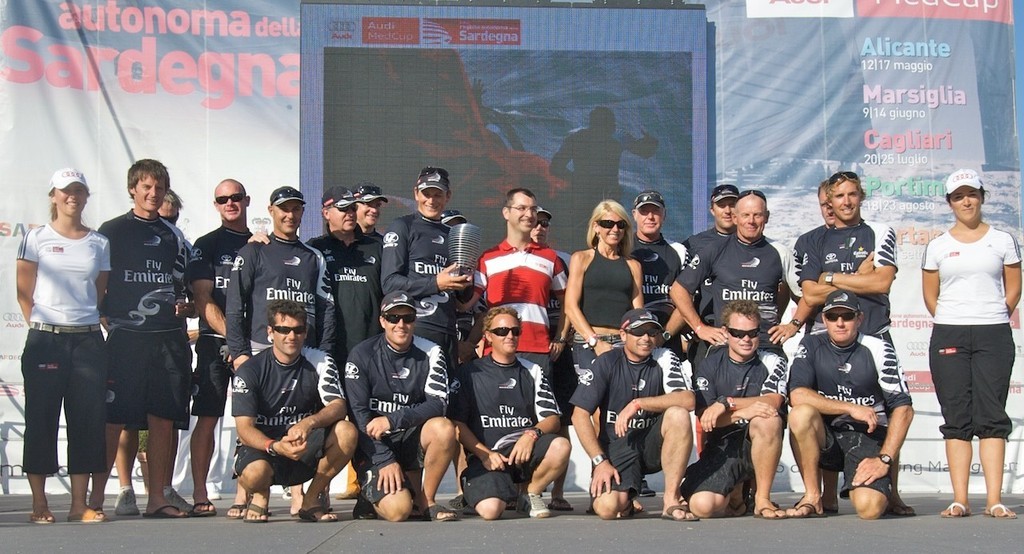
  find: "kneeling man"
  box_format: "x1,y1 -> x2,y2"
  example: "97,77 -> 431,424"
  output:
681,300 -> 789,519
571,309 -> 695,521
232,299 -> 358,522
345,291 -> 460,522
787,290 -> 914,520
452,307 -> 570,520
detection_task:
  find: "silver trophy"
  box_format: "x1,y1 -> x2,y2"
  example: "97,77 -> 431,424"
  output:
448,223 -> 482,277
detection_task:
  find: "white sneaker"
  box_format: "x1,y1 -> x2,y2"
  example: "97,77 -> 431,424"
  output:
115,487 -> 140,516
517,493 -> 551,518
163,486 -> 193,514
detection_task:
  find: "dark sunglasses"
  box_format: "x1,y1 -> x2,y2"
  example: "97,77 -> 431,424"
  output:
596,219 -> 627,230
335,204 -> 358,213
738,189 -> 766,201
626,327 -> 661,337
215,192 -> 246,204
828,171 -> 859,185
488,327 -> 522,337
272,325 -> 307,335
536,220 -> 550,228
823,311 -> 857,322
382,313 -> 416,324
726,327 -> 759,339
634,191 -> 665,206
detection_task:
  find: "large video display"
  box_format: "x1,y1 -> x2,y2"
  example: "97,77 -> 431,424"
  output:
301,2 -> 708,247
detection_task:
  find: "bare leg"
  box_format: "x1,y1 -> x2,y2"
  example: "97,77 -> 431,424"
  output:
68,473 -> 93,519
299,422 -> 357,519
190,416 -> 218,507
821,471 -> 839,512
849,486 -> 887,519
527,437 -> 571,495
980,437 -> 1014,516
419,417 -> 458,508
660,406 -> 693,516
749,416 -> 786,518
27,474 -> 54,523
144,415 -> 183,515
786,405 -> 825,517
943,438 -> 972,515
115,429 -> 139,490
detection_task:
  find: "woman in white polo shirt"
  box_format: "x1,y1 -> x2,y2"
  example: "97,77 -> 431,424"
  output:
922,168 -> 1021,520
17,168 -> 111,524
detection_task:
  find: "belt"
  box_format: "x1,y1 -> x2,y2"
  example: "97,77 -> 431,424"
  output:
30,322 -> 102,334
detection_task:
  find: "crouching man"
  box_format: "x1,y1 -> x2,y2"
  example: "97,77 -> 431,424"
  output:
344,291 -> 460,522
232,299 -> 358,522
787,290 -> 914,520
571,309 -> 696,521
681,300 -> 789,519
452,307 -> 570,519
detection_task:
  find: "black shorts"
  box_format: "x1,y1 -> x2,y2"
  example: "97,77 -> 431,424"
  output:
930,323 -> 1014,440
605,415 -> 664,495
191,335 -> 232,417
355,426 -> 425,504
461,433 -> 558,507
819,425 -> 890,498
680,425 -> 752,499
106,328 -> 192,428
233,428 -> 326,487
550,345 -> 577,427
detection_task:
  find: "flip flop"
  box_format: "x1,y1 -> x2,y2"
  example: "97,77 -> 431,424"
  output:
244,503 -> 269,523
753,503 -> 787,520
226,504 -> 247,520
660,504 -> 699,522
940,501 -> 970,518
142,505 -> 188,519
886,503 -> 916,517
428,503 -> 460,522
547,497 -> 574,511
30,511 -> 55,524
297,506 -> 338,523
190,502 -> 217,518
984,503 -> 1017,519
789,502 -> 827,519
67,508 -> 105,523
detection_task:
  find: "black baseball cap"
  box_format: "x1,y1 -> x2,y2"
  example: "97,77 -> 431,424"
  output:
537,206 -> 552,219
321,185 -> 356,208
416,167 -> 450,191
354,182 -> 388,203
634,190 -> 666,210
380,291 -> 417,313
440,209 -> 467,226
620,308 -> 663,331
711,184 -> 739,204
823,290 -> 860,313
270,186 -> 305,206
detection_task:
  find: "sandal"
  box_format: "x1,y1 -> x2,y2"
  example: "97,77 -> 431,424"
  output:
940,501 -> 970,518
30,510 -> 55,524
190,501 -> 217,518
788,501 -> 826,519
660,504 -> 699,522
753,503 -> 787,520
67,508 -> 105,523
226,504 -> 247,520
297,506 -> 338,523
984,503 -> 1017,519
428,503 -> 460,522
244,503 -> 269,523
547,497 -> 574,511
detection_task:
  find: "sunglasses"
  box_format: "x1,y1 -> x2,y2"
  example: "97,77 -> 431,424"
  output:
488,327 -> 521,337
738,190 -> 766,201
823,311 -> 857,322
726,327 -> 759,339
215,192 -> 246,204
626,327 -> 661,337
382,313 -> 416,324
596,219 -> 627,230
536,220 -> 550,228
356,184 -> 383,196
828,171 -> 859,185
272,325 -> 307,335
335,204 -> 357,213
634,192 -> 665,207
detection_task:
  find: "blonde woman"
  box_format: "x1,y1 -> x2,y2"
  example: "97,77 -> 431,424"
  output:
17,169 -> 110,523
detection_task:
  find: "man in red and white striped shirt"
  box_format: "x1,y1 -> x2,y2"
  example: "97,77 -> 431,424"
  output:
463,188 -> 570,376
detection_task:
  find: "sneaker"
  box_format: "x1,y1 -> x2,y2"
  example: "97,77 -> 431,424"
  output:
164,487 -> 193,514
638,479 -> 656,498
517,493 -> 551,518
115,487 -> 140,516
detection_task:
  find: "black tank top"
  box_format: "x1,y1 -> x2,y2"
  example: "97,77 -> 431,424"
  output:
581,248 -> 633,328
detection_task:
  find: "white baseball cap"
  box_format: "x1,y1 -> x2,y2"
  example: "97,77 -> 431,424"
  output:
50,168 -> 88,191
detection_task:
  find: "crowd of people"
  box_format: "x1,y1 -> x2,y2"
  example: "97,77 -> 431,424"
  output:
17,162 -> 1020,525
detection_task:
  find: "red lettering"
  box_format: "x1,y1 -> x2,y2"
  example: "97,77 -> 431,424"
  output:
158,50 -> 196,95
117,36 -> 157,93
0,26 -> 44,84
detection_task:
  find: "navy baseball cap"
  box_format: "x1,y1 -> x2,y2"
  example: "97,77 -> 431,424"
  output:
823,290 -> 860,313
381,291 -> 416,313
441,209 -> 467,226
355,182 -> 388,203
711,184 -> 739,204
270,186 -> 305,206
620,308 -> 663,331
634,190 -> 666,210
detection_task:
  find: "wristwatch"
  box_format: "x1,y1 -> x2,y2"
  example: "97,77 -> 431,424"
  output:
267,442 -> 278,457
661,331 -> 672,342
587,334 -> 599,348
790,318 -> 803,328
527,427 -> 543,440
726,397 -> 737,410
879,453 -> 893,465
591,454 -> 607,467
824,272 -> 835,285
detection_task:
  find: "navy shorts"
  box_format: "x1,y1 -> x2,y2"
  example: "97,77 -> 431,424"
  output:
233,428 -> 326,487
461,433 -> 558,507
106,328 -> 192,428
680,424 -> 752,499
355,426 -> 425,504
605,414 -> 664,496
819,424 -> 890,498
